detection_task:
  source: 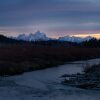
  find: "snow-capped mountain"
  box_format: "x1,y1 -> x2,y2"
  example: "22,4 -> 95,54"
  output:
16,31 -> 93,42
16,31 -> 50,41
58,35 -> 93,43
82,36 -> 93,42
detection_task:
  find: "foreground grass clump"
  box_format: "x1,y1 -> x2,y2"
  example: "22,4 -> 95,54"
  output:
84,64 -> 100,75
0,61 -> 62,76
0,44 -> 100,76
61,64 -> 100,89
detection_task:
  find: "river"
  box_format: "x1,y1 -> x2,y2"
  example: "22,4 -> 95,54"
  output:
0,58 -> 100,100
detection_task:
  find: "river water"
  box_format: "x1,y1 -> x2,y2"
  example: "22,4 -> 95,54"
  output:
0,58 -> 100,100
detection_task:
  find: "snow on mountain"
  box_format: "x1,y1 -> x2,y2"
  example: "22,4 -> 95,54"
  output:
16,31 -> 50,41
16,34 -> 28,41
58,35 -> 93,43
82,36 -> 93,41
16,31 -> 93,42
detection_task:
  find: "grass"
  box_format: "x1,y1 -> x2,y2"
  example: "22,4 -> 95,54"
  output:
0,44 -> 100,76
84,64 -> 100,75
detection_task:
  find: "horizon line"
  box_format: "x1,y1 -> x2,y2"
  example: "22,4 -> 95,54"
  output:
0,31 -> 100,39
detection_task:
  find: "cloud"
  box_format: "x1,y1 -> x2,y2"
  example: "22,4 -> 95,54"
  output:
0,0 -> 100,36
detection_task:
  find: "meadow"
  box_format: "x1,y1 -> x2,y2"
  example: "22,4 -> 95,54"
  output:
0,44 -> 100,76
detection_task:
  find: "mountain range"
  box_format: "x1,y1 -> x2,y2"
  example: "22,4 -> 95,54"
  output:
16,31 -> 50,41
15,31 -> 93,43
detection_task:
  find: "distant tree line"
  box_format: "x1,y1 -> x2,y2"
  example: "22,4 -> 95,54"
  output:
0,34 -> 78,47
0,34 -> 27,44
81,38 -> 100,47
0,34 -> 100,47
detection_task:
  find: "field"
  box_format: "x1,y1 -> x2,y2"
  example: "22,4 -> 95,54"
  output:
0,44 -> 100,75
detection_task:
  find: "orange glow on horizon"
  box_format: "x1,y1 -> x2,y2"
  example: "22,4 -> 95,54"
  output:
72,33 -> 100,39
49,33 -> 100,39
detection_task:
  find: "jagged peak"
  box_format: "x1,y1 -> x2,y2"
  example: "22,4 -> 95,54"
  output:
16,31 -> 49,41
16,31 -> 94,42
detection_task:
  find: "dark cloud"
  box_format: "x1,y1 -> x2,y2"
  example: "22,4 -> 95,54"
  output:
0,0 -> 100,36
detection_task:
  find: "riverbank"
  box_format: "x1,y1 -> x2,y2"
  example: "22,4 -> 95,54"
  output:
0,44 -> 100,76
61,64 -> 100,89
1,58 -> 100,100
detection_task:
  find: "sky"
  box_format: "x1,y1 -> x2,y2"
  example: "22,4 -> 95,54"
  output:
0,0 -> 100,38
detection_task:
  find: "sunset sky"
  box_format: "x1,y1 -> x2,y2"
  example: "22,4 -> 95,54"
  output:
0,0 -> 100,38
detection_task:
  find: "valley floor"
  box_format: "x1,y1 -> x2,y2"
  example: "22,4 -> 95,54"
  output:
0,44 -> 100,75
